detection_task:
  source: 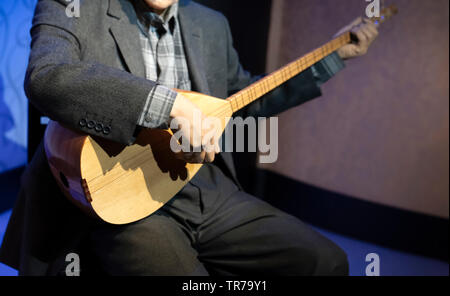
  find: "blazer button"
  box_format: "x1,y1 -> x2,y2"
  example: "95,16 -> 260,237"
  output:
87,120 -> 96,129
79,119 -> 87,127
103,126 -> 111,135
95,123 -> 104,132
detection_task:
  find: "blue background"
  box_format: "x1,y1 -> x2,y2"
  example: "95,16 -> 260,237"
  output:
0,0 -> 37,173
0,0 -> 37,276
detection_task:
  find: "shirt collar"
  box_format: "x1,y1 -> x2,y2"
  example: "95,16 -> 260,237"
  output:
133,1 -> 179,33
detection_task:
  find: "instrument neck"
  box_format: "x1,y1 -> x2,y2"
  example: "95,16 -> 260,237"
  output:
226,32 -> 351,113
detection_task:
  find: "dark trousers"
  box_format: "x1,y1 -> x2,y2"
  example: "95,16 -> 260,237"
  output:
89,177 -> 349,276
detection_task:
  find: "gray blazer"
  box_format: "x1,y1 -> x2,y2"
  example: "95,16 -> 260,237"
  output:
0,0 -> 322,275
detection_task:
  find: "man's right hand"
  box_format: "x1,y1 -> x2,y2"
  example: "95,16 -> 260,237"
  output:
169,92 -> 220,164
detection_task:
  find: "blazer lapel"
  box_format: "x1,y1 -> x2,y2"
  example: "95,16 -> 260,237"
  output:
178,2 -> 211,94
107,0 -> 146,78
107,0 -> 210,93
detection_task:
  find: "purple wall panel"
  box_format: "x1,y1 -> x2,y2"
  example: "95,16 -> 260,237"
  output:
264,0 -> 449,218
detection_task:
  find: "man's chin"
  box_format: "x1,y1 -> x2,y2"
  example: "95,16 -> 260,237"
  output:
144,0 -> 177,12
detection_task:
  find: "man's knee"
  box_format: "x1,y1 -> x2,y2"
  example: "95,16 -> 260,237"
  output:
89,214 -> 207,275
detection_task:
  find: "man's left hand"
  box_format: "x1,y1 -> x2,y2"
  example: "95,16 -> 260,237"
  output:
335,17 -> 379,60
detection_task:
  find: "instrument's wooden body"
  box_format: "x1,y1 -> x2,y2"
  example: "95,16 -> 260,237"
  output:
44,5 -> 397,224
44,90 -> 232,224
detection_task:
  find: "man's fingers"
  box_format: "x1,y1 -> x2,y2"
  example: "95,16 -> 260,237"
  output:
361,26 -> 377,46
204,151 -> 215,163
208,133 -> 220,154
360,27 -> 373,42
364,27 -> 378,41
347,44 -> 361,57
354,20 -> 378,43
365,24 -> 379,39
338,17 -> 379,59
353,28 -> 368,44
202,131 -> 213,151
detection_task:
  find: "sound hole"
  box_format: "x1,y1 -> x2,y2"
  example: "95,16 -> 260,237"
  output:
59,172 -> 69,189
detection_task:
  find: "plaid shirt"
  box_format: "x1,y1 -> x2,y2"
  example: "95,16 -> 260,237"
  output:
135,2 -> 345,129
135,2 -> 190,129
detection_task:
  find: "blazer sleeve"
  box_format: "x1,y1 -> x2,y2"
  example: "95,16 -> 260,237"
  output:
223,17 -> 323,119
25,0 -> 155,145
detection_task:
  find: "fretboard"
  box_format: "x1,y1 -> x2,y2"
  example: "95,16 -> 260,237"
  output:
226,32 -> 351,113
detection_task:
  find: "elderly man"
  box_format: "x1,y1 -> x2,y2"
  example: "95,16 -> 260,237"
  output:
0,0 -> 378,275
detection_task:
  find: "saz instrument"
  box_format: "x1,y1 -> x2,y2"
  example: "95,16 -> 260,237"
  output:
44,5 -> 398,224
